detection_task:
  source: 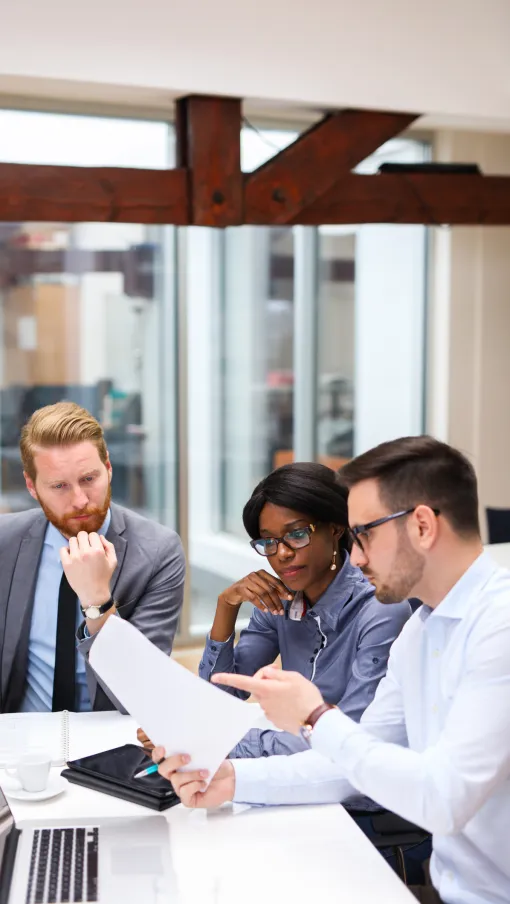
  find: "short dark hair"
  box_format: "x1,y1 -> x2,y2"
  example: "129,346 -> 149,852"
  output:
339,435 -> 480,537
243,461 -> 351,551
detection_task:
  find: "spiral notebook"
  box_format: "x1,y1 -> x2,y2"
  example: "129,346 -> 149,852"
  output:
0,711 -> 70,766
0,710 -> 136,767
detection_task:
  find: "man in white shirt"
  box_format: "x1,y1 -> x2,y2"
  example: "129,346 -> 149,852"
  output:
154,436 -> 510,904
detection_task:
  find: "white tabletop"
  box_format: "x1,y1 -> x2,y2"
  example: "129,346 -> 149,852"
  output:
1,712 -> 414,904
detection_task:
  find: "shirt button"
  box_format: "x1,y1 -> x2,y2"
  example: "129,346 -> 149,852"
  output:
432,704 -> 438,713
432,649 -> 441,658
211,645 -> 218,651
313,649 -> 319,654
309,657 -> 314,663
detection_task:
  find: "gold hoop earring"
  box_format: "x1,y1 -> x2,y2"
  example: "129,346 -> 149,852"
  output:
330,550 -> 337,571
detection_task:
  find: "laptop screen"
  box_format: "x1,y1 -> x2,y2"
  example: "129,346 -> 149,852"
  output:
0,788 -> 16,904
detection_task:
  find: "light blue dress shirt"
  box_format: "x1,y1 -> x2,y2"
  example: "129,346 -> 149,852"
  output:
233,551 -> 510,904
19,510 -> 111,713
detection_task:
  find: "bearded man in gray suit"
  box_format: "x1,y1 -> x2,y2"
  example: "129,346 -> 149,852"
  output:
0,401 -> 185,713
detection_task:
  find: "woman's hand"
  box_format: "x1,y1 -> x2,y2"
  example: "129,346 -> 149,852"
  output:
153,749 -> 236,808
137,728 -> 154,751
219,570 -> 293,616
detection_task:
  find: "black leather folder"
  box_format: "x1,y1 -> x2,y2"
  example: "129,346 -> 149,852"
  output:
61,744 -> 180,812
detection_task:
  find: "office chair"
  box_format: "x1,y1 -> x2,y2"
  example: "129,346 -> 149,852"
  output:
486,507 -> 510,544
347,807 -> 431,885
370,812 -> 431,884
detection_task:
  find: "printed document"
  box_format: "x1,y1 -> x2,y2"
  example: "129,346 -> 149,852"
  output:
90,617 -> 259,778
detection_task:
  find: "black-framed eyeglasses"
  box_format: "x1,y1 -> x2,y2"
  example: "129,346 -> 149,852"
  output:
250,524 -> 317,557
349,507 -> 440,551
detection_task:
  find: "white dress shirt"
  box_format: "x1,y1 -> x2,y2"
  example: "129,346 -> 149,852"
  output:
233,551 -> 510,904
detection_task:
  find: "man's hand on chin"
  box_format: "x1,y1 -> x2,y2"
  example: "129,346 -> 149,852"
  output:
211,667 -> 324,734
60,532 -> 117,634
154,749 -> 235,809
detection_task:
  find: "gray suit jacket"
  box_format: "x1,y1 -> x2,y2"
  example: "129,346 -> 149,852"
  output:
0,502 -> 186,713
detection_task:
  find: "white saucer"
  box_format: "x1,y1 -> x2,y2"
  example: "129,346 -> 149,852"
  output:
1,774 -> 67,802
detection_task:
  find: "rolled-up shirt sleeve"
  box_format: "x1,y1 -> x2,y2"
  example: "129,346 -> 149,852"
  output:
199,632 -> 237,685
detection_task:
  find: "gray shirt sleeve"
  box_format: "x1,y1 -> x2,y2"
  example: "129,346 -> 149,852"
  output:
338,597 -> 411,722
199,606 -> 281,700
229,727 -> 310,758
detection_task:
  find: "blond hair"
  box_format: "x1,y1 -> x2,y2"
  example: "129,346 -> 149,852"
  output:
20,401 -> 108,480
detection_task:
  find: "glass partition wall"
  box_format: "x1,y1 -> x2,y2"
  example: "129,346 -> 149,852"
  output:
0,108 -> 429,642
0,111 -> 178,533
185,132 -> 429,637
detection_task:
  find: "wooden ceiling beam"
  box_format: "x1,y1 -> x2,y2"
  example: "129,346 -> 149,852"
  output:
0,97 -> 509,227
287,172 -> 510,225
0,163 -> 188,224
176,95 -> 243,226
244,109 -> 419,224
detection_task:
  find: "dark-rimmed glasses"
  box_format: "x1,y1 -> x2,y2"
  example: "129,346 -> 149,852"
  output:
251,524 -> 316,557
349,507 -> 440,551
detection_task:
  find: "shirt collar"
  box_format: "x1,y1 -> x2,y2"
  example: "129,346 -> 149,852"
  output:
44,508 -> 112,553
285,550 -> 360,629
419,550 -> 497,623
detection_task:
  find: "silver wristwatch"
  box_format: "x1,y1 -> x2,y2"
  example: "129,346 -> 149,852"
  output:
81,598 -> 115,620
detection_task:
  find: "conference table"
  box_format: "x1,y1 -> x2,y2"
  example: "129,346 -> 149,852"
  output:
2,711 -> 415,904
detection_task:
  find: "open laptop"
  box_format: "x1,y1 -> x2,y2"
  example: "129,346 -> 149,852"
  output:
0,787 -> 176,904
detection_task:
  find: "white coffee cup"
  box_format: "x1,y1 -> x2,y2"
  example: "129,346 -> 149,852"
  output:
6,753 -> 51,793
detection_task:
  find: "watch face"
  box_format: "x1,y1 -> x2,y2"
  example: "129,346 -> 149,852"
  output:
85,606 -> 101,620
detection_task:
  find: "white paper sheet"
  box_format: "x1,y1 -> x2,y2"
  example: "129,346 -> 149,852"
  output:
89,617 -> 259,778
68,712 -> 138,760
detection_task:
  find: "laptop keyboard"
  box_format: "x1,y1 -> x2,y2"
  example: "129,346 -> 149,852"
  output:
26,827 -> 99,903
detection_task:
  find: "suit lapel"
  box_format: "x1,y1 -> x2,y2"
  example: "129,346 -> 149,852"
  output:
106,503 -> 127,598
1,516 -> 46,699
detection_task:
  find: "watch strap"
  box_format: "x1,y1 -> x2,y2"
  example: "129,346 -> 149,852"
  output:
81,597 -> 114,618
303,702 -> 336,730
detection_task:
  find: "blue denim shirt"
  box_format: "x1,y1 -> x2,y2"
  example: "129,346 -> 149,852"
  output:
200,551 -> 411,758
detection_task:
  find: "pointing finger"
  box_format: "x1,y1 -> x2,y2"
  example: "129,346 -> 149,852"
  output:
211,673 -> 263,695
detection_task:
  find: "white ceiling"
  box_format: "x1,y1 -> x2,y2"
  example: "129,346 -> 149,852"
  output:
1,0 -> 510,132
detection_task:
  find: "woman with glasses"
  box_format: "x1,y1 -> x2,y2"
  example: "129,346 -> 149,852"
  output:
199,461 -> 411,759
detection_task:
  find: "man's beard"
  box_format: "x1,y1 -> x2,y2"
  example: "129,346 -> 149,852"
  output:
37,483 -> 112,538
364,533 -> 425,604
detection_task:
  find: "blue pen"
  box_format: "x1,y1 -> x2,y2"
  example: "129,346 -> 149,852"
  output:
134,763 -> 160,779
